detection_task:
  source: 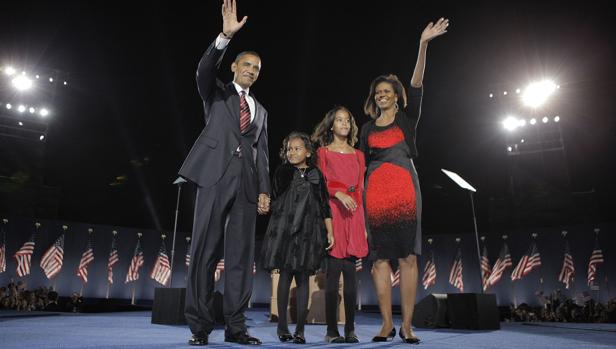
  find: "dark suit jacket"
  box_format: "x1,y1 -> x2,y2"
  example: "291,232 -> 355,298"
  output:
179,38 -> 271,202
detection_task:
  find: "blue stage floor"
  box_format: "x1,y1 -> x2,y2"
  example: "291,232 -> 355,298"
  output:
1,308 -> 615,348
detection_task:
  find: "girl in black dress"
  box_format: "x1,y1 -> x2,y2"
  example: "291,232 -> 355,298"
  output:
260,131 -> 335,344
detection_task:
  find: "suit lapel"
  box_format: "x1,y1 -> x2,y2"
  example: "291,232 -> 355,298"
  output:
223,82 -> 241,139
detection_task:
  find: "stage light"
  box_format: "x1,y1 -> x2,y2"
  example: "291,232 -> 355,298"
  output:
519,119 -> 527,127
507,146 -> 512,152
521,139 -> 525,143
4,66 -> 16,76
39,135 -> 45,141
515,88 -> 521,94
29,107 -> 35,113
530,118 -> 537,125
18,105 -> 26,113
489,93 -> 493,98
18,121 -> 23,126
554,116 -> 560,122
522,80 -> 557,108
63,81 -> 67,85
542,116 -> 549,123
49,77 -> 53,82
39,108 -> 49,117
12,75 -> 33,91
503,116 -> 520,131
36,75 -> 40,79
503,91 -> 508,95
5,103 -> 12,109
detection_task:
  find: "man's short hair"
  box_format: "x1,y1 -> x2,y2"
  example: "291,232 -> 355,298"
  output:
234,51 -> 260,63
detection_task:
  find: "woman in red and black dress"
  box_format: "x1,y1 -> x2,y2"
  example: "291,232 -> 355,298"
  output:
359,18 -> 449,344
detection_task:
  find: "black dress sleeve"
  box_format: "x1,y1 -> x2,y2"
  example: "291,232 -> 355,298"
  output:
406,85 -> 424,128
358,122 -> 371,162
314,168 -> 332,219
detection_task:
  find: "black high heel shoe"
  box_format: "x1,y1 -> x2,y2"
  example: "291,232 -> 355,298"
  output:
372,327 -> 396,342
399,327 -> 420,344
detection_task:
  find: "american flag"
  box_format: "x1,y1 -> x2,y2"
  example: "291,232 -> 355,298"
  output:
40,234 -> 65,279
77,235 -> 95,283
587,238 -> 604,286
214,259 -> 225,282
487,242 -> 512,287
449,248 -> 464,292
355,258 -> 363,272
0,225 -> 6,273
391,268 -> 400,287
107,235 -> 119,284
151,240 -> 171,286
481,245 -> 492,291
512,241 -> 541,281
185,239 -> 191,268
422,251 -> 436,290
558,240 -> 575,289
14,234 -> 35,277
125,239 -> 144,283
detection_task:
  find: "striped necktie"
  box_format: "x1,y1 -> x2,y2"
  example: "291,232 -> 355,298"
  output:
239,91 -> 251,133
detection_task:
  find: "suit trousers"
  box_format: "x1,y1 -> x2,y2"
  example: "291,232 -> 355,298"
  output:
184,155 -> 257,336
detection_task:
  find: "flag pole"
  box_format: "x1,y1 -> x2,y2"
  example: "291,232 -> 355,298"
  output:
169,177 -> 186,288
131,283 -> 136,305
533,233 -> 543,294
185,237 -> 191,283
357,279 -> 362,311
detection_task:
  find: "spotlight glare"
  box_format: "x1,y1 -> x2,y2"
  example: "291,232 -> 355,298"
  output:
29,107 -> 36,113
530,118 -> 537,125
521,139 -> 525,143
39,108 -> 49,117
542,116 -> 549,123
36,74 -> 40,79
5,103 -> 12,109
63,81 -> 67,85
49,77 -> 54,82
18,121 -> 23,126
12,75 -> 33,91
18,105 -> 26,113
40,135 -> 45,141
516,88 -> 521,94
503,91 -> 508,95
4,66 -> 16,75
503,116 -> 519,131
554,116 -> 560,122
522,80 -> 558,108
519,119 -> 527,127
489,93 -> 493,98
507,146 -> 512,152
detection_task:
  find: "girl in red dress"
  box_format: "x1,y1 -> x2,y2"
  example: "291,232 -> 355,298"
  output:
312,106 -> 369,343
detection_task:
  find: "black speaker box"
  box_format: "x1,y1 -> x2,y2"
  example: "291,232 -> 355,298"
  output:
412,293 -> 449,328
446,293 -> 500,330
151,287 -> 186,325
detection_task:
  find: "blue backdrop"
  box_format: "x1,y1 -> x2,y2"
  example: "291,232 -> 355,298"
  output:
1,217 -> 614,307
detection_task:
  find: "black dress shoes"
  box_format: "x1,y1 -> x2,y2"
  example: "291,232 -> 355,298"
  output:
372,327 -> 396,342
225,331 -> 262,345
399,328 -> 421,344
344,331 -> 360,343
188,334 -> 208,346
277,331 -> 294,342
292,332 -> 306,344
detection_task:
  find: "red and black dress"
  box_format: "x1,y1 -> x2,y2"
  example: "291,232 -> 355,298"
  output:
359,86 -> 423,259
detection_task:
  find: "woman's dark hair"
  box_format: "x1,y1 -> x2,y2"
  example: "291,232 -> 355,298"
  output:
311,106 -> 359,147
279,131 -> 316,166
363,74 -> 408,119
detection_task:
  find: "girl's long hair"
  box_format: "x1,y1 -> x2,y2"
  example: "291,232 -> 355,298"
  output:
311,106 -> 358,147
